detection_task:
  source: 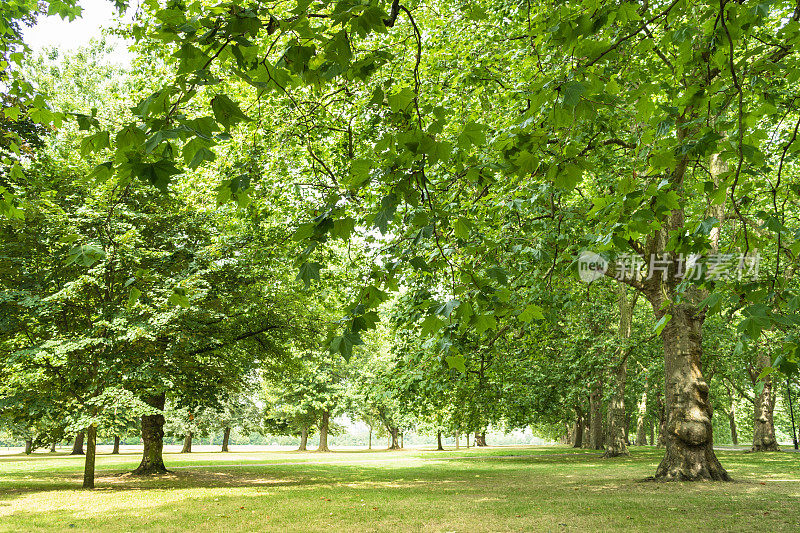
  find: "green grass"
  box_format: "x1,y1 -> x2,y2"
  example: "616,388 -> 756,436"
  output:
0,446 -> 798,532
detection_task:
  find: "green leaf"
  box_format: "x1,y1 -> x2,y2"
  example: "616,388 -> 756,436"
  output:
127,287 -> 142,310
211,94 -> 251,129
296,262 -> 322,288
445,354 -> 466,373
474,313 -> 496,334
562,81 -> 586,107
420,315 -> 446,337
387,87 -> 416,112
519,304 -> 544,322
168,288 -> 190,307
458,121 -> 488,148
654,314 -> 672,335
330,329 -> 364,361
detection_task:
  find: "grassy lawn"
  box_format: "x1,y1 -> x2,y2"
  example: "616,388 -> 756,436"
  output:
0,446 -> 798,532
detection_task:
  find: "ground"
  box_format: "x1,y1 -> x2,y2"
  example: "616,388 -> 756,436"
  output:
0,445 -> 798,532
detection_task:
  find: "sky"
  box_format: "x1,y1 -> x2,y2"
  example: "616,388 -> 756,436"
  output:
22,0 -> 135,64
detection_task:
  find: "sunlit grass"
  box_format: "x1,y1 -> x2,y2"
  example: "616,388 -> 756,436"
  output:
0,446 -> 797,532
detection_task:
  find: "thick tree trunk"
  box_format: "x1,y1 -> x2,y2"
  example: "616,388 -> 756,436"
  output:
573,406 -> 584,448
437,431 -> 444,451
82,425 -> 97,489
388,427 -> 399,450
653,304 -> 729,480
656,390 -> 666,448
476,431 -> 487,446
222,427 -> 231,452
728,403 -> 738,446
24,439 -> 32,455
298,427 -> 308,451
589,382 -> 603,450
112,436 -> 120,454
133,393 -> 167,475
181,432 -> 193,453
50,441 -> 57,453
454,431 -> 460,450
635,389 -> 648,446
71,431 -> 85,455
317,410 -> 330,452
751,354 -> 779,451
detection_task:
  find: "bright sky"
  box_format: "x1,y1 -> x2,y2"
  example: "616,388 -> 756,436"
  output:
22,0 -> 135,63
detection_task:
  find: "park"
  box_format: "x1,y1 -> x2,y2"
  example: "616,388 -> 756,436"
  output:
2,0 -> 800,530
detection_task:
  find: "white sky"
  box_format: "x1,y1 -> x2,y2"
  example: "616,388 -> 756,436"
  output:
22,0 -> 135,63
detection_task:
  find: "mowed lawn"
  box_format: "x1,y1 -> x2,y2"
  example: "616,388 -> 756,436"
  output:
0,445 -> 798,532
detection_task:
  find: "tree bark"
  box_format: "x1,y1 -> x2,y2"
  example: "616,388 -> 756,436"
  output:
368,426 -> 372,450
112,435 -> 120,454
24,439 -> 32,455
222,427 -> 231,452
181,432 -> 193,453
388,426 -> 399,450
454,431 -> 459,450
400,432 -> 404,449
649,418 -> 655,447
573,406 -> 584,448
653,304 -> 729,480
82,425 -> 97,489
728,402 -> 738,446
50,441 -> 57,453
605,283 -> 635,458
298,426 -> 309,451
436,430 -> 444,451
132,393 -> 167,475
317,410 -> 330,452
751,354 -> 779,451
635,389 -> 648,446
589,381 -> 603,450
475,431 -> 487,446
71,431 -> 85,455
656,390 -> 666,448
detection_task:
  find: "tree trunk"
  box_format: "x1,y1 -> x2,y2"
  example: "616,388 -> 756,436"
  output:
71,431 -> 85,455
181,432 -> 193,453
475,431 -> 487,446
400,432 -> 404,449
222,427 -> 231,452
112,435 -> 120,455
368,427 -> 372,450
656,390 -> 666,448
653,304 -> 729,480
649,418 -> 655,447
50,441 -> 57,453
133,393 -> 167,475
573,406 -> 584,448
298,427 -> 309,451
605,283 -> 635,458
24,439 -> 32,455
466,432 -> 469,448
317,410 -> 330,452
635,389 -> 648,446
589,382 -> 603,450
454,431 -> 459,450
437,431 -> 444,451
388,427 -> 399,450
751,354 -> 779,451
82,425 -> 97,489
727,402 -> 738,446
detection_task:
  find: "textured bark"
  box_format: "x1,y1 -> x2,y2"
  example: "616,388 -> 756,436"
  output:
751,354 -> 779,451
388,427 -> 399,450
50,441 -> 57,453
436,431 -> 444,451
727,403 -> 738,446
181,432 -> 193,453
112,435 -> 120,454
635,389 -> 648,446
605,283 -> 636,458
653,304 -> 729,480
317,410 -> 330,452
222,427 -> 231,452
298,427 -> 308,451
573,406 -> 584,448
454,432 -> 460,450
82,425 -> 97,489
133,393 -> 167,475
71,431 -> 85,455
24,439 -> 32,455
589,382 -> 604,450
475,431 -> 487,447
400,432 -> 404,449
656,390 -> 666,448
649,419 -> 655,447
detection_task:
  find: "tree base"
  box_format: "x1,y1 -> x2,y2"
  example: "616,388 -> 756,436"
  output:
654,446 -> 731,481
131,464 -> 169,475
602,449 -> 630,458
750,444 -> 780,452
